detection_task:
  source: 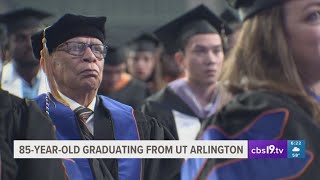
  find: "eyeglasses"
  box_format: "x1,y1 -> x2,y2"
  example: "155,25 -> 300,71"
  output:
55,41 -> 108,59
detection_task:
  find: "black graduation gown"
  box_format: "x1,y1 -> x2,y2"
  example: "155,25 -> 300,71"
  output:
99,79 -> 150,110
0,89 -> 181,180
0,89 -> 68,180
140,87 -> 201,139
183,91 -> 320,180
94,96 -> 182,180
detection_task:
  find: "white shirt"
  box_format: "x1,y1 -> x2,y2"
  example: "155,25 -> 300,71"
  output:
168,78 -> 221,140
59,92 -> 96,134
1,61 -> 48,98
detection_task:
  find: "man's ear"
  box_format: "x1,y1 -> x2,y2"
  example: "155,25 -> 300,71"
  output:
174,51 -> 186,70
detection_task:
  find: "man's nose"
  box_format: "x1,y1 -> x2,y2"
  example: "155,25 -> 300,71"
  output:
82,47 -> 97,62
206,51 -> 223,65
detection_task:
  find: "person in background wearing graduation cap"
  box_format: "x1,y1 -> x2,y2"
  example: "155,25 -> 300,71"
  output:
0,8 -> 51,99
141,5 -> 229,140
126,32 -> 165,93
219,8 -> 241,53
31,13 -> 181,180
160,50 -> 186,84
182,0 -> 320,179
98,46 -> 150,109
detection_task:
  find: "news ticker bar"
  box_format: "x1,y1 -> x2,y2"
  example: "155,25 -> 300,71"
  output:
13,140 -> 305,159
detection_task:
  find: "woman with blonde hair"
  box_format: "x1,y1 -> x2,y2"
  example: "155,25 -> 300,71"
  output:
182,0 -> 320,179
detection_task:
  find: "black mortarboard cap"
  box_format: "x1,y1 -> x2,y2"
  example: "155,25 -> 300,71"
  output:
31,13 -> 106,60
221,9 -> 240,23
226,0 -> 283,20
220,9 -> 241,33
128,32 -> 161,52
0,7 -> 51,33
154,4 -> 231,54
104,46 -> 125,66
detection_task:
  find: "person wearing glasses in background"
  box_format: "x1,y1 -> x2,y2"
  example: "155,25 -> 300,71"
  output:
0,13 -> 182,180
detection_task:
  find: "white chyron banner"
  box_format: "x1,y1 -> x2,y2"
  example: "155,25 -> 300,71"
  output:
14,140 -> 248,159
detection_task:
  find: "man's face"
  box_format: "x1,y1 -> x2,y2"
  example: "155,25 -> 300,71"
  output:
50,37 -> 105,94
183,33 -> 224,86
127,51 -> 156,81
101,63 -> 126,91
10,27 -> 40,67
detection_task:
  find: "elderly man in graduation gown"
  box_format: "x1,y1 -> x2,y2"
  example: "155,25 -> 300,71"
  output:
31,13 -> 181,180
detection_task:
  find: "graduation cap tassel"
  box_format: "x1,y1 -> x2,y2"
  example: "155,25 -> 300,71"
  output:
40,28 -> 49,58
40,27 -> 68,106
